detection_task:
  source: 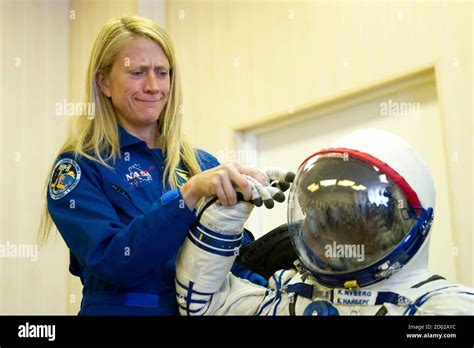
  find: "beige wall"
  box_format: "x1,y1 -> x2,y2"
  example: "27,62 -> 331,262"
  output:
1,0 -> 70,314
0,0 -> 471,314
167,1 -> 472,285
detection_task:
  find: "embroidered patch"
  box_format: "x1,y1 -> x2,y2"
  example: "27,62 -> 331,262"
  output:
124,163 -> 155,189
49,158 -> 81,200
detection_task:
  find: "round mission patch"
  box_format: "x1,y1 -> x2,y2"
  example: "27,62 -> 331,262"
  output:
49,158 -> 81,200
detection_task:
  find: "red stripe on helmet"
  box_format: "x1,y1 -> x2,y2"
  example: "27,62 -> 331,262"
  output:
298,147 -> 422,210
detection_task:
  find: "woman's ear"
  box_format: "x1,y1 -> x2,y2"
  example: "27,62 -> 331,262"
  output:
96,71 -> 111,98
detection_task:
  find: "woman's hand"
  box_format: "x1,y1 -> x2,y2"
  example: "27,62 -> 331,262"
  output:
180,162 -> 267,210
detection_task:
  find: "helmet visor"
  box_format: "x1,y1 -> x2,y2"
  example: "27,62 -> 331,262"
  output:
288,152 -> 418,275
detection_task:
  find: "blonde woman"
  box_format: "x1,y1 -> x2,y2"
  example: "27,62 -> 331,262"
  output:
40,16 -> 291,315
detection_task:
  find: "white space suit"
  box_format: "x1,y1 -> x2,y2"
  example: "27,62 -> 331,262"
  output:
176,129 -> 474,316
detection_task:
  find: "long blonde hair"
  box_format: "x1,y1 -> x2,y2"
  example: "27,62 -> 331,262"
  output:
39,15 -> 201,244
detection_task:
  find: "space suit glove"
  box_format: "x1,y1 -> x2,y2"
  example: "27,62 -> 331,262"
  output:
243,167 -> 296,208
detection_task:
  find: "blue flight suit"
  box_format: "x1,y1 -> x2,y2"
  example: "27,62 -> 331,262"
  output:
47,125 -> 266,315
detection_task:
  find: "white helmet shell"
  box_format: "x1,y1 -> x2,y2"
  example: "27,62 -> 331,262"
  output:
287,128 -> 437,289
331,129 -> 435,211
330,129 -> 435,288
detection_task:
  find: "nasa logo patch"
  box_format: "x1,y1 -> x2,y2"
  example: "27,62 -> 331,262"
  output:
49,158 -> 81,200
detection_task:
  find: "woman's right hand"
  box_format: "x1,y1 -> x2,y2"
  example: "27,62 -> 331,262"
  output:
180,162 -> 267,210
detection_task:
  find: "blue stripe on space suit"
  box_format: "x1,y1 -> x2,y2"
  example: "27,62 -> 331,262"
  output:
47,125 -> 263,315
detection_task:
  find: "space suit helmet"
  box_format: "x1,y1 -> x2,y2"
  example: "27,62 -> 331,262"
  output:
287,129 -> 435,289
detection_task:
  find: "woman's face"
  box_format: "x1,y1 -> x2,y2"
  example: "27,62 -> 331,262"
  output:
98,36 -> 170,129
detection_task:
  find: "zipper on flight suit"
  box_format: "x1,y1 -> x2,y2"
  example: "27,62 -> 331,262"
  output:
110,183 -> 144,213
